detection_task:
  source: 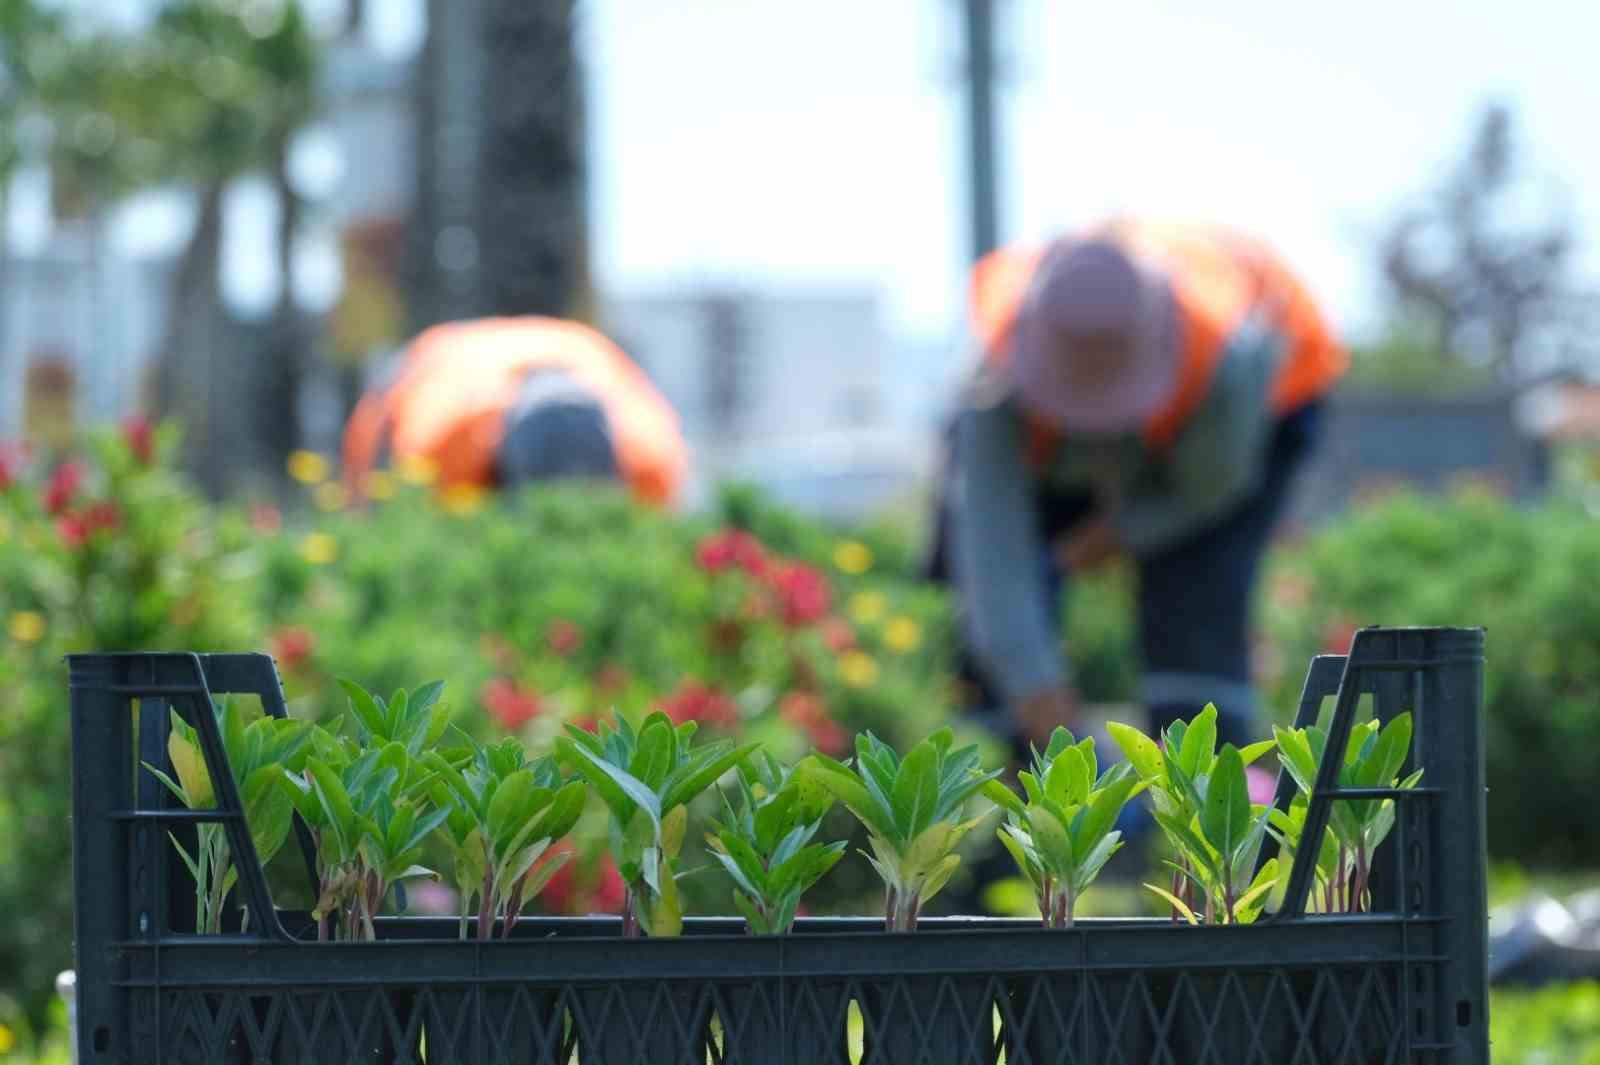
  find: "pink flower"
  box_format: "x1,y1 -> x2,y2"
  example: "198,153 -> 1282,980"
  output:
820,616 -> 857,654
249,504 -> 282,534
56,513 -> 89,549
269,627 -> 316,671
1246,766 -> 1276,807
121,416 -> 155,465
662,679 -> 739,730
546,618 -> 583,657
770,562 -> 830,628
43,461 -> 83,517
482,678 -> 542,730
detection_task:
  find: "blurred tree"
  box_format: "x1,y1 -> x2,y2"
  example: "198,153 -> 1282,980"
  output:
1379,104 -> 1587,380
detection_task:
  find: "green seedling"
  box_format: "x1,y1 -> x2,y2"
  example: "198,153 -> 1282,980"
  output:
143,698 -> 312,933
1108,705 -> 1278,924
1272,712 -> 1422,913
426,738 -> 587,939
706,750 -> 845,935
557,711 -> 758,937
803,727 -> 1000,932
985,727 -> 1142,928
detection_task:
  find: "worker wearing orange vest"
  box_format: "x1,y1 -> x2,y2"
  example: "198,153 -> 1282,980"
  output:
928,219 -> 1346,756
343,316 -> 687,507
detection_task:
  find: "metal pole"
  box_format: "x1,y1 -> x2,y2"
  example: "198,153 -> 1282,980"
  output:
962,0 -> 1001,262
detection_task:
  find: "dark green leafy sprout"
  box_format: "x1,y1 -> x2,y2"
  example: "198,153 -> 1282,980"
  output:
1272,712 -> 1421,913
143,698 -> 313,933
985,726 -> 1142,928
557,711 -> 758,937
802,727 -> 1000,932
426,738 -> 587,939
1109,704 -> 1279,925
706,750 -> 845,935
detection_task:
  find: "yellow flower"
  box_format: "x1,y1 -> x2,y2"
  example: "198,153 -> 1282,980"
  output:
848,590 -> 887,626
397,454 -> 438,486
441,481 -> 486,516
0,1022 -> 14,1054
364,470 -> 397,501
7,611 -> 46,643
287,450 -> 330,485
840,651 -> 880,689
299,532 -> 339,565
313,482 -> 349,512
885,616 -> 923,654
832,540 -> 873,575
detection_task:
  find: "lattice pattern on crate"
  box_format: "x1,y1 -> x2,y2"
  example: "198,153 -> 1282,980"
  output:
151,962 -> 1411,1065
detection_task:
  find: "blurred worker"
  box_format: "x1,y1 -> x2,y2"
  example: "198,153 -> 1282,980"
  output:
343,316 -> 687,507
928,219 -> 1347,757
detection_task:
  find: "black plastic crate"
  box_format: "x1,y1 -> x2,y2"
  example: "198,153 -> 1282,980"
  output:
68,626 -> 1489,1064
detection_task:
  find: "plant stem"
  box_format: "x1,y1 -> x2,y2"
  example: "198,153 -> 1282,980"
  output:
622,885 -> 640,938
477,865 -> 496,941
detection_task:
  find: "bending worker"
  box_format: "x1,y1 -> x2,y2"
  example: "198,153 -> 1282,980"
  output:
931,219 -> 1346,755
343,316 -> 687,507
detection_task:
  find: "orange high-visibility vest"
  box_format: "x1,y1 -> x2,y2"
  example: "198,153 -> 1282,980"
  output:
972,220 -> 1347,460
342,317 -> 687,507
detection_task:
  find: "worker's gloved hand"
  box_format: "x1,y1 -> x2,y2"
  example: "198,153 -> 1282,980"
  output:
1015,685 -> 1083,748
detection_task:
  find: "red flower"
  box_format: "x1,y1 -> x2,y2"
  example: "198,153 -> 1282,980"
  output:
820,616 -> 857,654
249,504 -> 282,534
121,416 -> 155,465
269,626 -> 316,671
662,679 -> 739,730
56,513 -> 89,549
1323,617 -> 1360,655
85,501 -> 121,533
539,846 -> 628,916
0,444 -> 23,490
482,678 -> 542,730
696,529 -> 768,576
779,691 -> 849,755
42,461 -> 83,516
546,618 -> 583,657
770,562 -> 830,627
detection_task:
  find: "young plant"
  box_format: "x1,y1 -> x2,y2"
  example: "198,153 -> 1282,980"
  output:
144,698 -> 312,933
986,727 -> 1141,928
426,738 -> 588,939
1108,705 -> 1278,925
285,736 -> 448,941
706,750 -> 846,935
803,727 -> 1000,932
557,711 -> 758,937
1272,712 -> 1421,913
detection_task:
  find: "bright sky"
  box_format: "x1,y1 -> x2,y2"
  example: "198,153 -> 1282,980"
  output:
84,0 -> 1600,347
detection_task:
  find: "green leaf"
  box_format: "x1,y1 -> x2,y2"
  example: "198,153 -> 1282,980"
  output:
800,755 -> 896,841
1072,774 -> 1136,857
996,826 -> 1043,886
731,889 -> 767,935
1027,803 -> 1074,874
1201,746 -> 1251,859
630,718 -> 674,791
891,739 -> 940,841
562,739 -> 660,831
661,742 -> 760,812
527,781 -> 588,844
1044,745 -> 1091,806
714,831 -> 769,897
1145,883 -> 1201,925
338,678 -> 388,741
1179,704 -> 1218,777
307,758 -> 357,857
518,849 -> 572,908
1154,812 -> 1221,883
1273,727 -> 1319,796
661,804 -> 688,860
1239,739 -> 1277,769
1071,831 -> 1123,893
768,841 -> 845,898
1107,722 -> 1165,781
486,769 -> 538,846
917,853 -> 962,905
753,789 -> 799,855
981,779 -> 1026,819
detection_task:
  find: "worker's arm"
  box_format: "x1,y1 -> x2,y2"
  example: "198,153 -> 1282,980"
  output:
950,397 -> 1068,704
1112,317 -> 1282,556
